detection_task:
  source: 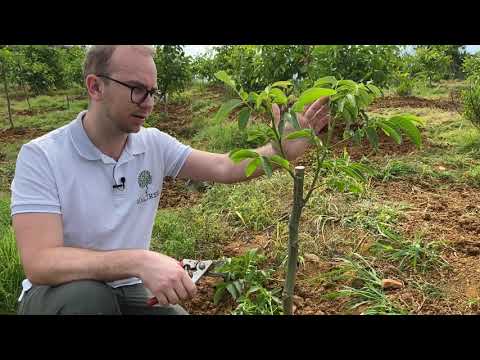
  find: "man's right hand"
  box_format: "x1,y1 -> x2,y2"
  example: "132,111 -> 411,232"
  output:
139,251 -> 197,306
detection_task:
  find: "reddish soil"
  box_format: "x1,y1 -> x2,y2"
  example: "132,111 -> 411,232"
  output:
158,177 -> 205,209
369,95 -> 462,113
0,127 -> 50,144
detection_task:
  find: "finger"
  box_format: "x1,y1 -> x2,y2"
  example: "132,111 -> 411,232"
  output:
272,103 -> 281,125
164,288 -> 180,305
174,282 -> 189,301
182,272 -> 197,298
314,114 -> 331,135
312,105 -> 329,121
154,293 -> 169,306
304,97 -> 329,119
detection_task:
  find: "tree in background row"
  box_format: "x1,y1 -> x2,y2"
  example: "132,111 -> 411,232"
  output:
154,45 -> 193,107
191,45 -> 405,92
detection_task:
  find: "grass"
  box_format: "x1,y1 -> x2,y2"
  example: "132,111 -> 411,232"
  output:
324,253 -> 407,315
0,196 -> 23,314
370,229 -> 449,274
192,120 -> 271,153
150,205 -> 230,260
200,172 -> 292,232
384,79 -> 468,100
364,107 -> 480,186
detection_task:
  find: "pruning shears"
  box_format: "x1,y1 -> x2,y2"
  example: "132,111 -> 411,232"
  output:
147,258 -> 226,306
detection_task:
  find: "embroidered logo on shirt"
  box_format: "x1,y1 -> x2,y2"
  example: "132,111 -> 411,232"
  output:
137,169 -> 159,204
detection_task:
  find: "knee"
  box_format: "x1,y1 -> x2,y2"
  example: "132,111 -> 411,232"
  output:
55,280 -> 120,315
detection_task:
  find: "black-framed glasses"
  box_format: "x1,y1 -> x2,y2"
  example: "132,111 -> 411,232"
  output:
96,74 -> 160,105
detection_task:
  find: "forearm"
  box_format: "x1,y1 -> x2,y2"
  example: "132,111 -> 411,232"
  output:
25,246 -> 149,286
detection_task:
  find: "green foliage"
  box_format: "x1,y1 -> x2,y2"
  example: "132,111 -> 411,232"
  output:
154,46 -> 193,100
12,46 -> 67,94
0,197 -> 24,314
417,45 -> 467,79
394,72 -> 415,96
60,46 -> 86,88
201,173 -> 289,232
192,45 -> 313,93
213,249 -> 282,315
306,45 -> 403,88
370,228 -> 448,273
151,207 -> 228,260
192,120 -> 271,153
463,54 -> 480,83
325,254 -> 406,315
410,47 -> 453,86
462,82 -> 480,130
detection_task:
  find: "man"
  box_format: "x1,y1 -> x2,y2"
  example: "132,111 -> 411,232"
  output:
11,45 -> 330,315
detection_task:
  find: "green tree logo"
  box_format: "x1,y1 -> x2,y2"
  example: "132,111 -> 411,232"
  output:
138,170 -> 152,195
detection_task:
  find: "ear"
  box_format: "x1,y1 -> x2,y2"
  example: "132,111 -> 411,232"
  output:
85,74 -> 103,101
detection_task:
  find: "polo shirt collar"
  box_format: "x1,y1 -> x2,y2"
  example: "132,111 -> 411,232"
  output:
70,111 -> 146,162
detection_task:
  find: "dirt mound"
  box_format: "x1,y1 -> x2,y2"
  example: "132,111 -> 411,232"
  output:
0,127 -> 49,144
159,177 -> 205,209
370,96 -> 462,112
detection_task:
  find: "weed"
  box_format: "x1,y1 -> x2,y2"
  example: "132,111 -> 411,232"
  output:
325,253 -> 407,315
370,229 -> 449,273
213,248 -> 282,315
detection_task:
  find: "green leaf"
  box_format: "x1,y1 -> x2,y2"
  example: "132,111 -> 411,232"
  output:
340,165 -> 366,182
365,126 -> 379,149
345,94 -> 358,119
270,88 -> 288,105
378,121 -> 402,145
351,162 -> 375,176
256,91 -> 267,110
213,286 -> 226,305
292,88 -> 337,113
278,113 -> 287,135
337,79 -> 358,88
238,108 -> 251,130
260,156 -> 273,178
288,109 -> 301,130
246,286 -> 263,295
271,81 -> 292,89
285,129 -> 313,141
233,280 -> 244,296
389,115 -> 422,148
226,283 -> 240,299
229,149 -> 259,163
337,98 -> 346,113
270,155 -> 291,172
314,76 -> 337,88
245,158 -> 261,177
240,90 -> 249,102
366,83 -> 382,97
214,99 -> 243,123
214,70 -> 236,89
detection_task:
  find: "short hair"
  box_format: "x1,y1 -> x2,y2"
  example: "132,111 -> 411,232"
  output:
83,45 -> 156,80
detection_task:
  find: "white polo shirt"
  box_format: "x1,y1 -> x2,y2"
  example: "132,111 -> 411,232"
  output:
11,110 -> 192,293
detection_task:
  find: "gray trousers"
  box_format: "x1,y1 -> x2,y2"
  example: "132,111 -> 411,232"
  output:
17,280 -> 189,315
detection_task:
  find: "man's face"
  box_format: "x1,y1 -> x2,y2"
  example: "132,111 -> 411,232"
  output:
100,46 -> 158,134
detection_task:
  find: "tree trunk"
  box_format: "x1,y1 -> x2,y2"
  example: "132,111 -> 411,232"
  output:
16,58 -> 31,110
282,166 -> 305,315
66,94 -> 70,109
23,83 -> 31,110
1,59 -> 14,128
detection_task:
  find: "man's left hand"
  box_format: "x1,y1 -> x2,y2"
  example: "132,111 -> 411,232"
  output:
272,96 -> 331,160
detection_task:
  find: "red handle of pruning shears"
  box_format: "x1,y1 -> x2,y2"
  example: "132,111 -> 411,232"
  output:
147,261 -> 184,306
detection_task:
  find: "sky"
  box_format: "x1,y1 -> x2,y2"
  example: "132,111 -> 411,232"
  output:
184,45 -> 480,58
